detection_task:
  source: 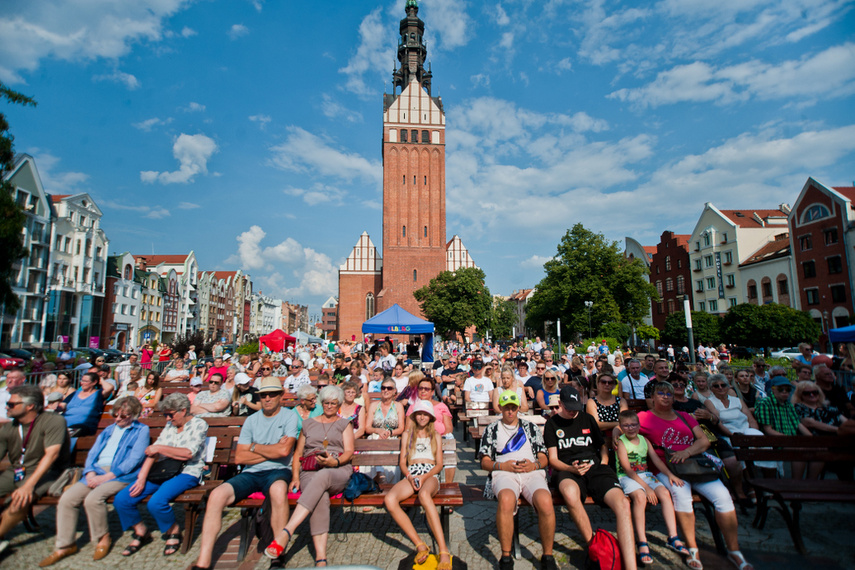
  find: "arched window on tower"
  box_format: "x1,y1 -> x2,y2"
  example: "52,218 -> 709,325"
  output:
401,129 -> 408,143
411,130 -> 418,142
402,225 -> 407,238
421,130 -> 429,143
413,269 -> 417,282
366,293 -> 375,320
424,226 -> 427,237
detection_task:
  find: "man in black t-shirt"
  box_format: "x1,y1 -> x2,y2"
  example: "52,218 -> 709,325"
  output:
331,355 -> 350,383
544,386 -> 636,570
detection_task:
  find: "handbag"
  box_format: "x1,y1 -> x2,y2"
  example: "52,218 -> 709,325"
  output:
661,413 -> 721,483
48,467 -> 83,497
299,450 -> 323,472
147,458 -> 186,484
343,472 -> 380,501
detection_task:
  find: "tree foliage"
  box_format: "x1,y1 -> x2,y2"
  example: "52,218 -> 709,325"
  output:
414,267 -> 492,340
0,82 -> 36,312
600,322 -> 631,343
636,323 -> 660,342
663,311 -> 722,347
525,224 -> 657,340
721,303 -> 821,353
489,298 -> 517,339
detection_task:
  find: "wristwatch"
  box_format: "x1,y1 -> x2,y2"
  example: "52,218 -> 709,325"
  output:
250,443 -> 257,453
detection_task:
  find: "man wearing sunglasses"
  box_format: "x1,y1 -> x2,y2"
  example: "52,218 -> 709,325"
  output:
193,376 -> 298,570
190,373 -> 231,418
755,377 -> 811,437
0,384 -> 70,555
283,359 -> 310,393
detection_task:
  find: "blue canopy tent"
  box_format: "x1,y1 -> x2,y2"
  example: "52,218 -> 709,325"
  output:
362,303 -> 435,364
829,325 -> 855,343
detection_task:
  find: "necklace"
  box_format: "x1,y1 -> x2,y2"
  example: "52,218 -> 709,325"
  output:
320,418 -> 335,448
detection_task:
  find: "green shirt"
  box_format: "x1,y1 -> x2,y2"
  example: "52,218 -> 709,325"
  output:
754,396 -> 801,435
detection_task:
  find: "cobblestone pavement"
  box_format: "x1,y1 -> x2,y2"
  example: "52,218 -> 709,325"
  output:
2,427 -> 853,570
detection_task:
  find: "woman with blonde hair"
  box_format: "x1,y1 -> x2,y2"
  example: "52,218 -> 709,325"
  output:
492,366 -> 529,413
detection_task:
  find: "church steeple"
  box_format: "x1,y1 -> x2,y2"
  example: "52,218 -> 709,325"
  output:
392,0 -> 433,95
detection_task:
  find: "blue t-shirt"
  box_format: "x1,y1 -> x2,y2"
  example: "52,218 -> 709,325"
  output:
238,407 -> 300,473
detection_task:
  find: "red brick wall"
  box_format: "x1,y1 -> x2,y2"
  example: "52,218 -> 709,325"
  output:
338,272 -> 382,342
650,232 -> 692,331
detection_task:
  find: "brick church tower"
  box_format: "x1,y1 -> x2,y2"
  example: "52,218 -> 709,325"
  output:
337,0 -> 476,341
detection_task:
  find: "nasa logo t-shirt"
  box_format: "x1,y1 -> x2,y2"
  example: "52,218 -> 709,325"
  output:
543,412 -> 603,464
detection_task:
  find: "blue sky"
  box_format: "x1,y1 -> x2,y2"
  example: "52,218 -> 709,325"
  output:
3,0 -> 854,316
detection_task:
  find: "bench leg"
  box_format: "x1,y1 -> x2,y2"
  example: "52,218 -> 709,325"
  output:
181,504 -> 199,554
512,510 -> 521,559
238,508 -> 256,560
24,506 -> 40,533
753,493 -> 769,529
773,498 -> 806,554
699,497 -> 727,555
441,506 -> 451,547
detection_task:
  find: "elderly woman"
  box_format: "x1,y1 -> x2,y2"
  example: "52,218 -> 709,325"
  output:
39,373 -> 58,401
190,373 -> 231,417
113,393 -> 208,556
61,372 -> 104,437
338,380 -> 366,439
222,365 -> 239,397
264,386 -> 354,567
295,384 -> 323,431
39,398 -> 149,566
639,381 -> 753,570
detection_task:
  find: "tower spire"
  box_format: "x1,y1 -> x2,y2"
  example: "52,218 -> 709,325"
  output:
392,0 -> 432,95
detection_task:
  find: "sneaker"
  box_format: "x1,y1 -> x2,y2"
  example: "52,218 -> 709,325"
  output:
499,555 -> 514,570
541,554 -> 558,570
0,540 -> 9,557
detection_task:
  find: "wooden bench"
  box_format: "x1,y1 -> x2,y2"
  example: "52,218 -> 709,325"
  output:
231,437 -> 463,559
731,433 -> 855,553
458,401 -> 491,442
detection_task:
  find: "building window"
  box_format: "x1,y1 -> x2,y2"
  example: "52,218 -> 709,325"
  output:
656,266 -> 660,274
424,226 -> 427,237
724,251 -> 733,264
694,259 -> 701,271
778,278 -> 788,295
762,281 -> 773,297
704,255 -> 714,268
76,240 -> 81,255
709,300 -> 718,312
657,302 -> 664,315
825,228 -> 839,245
721,232 -> 728,243
805,289 -> 819,305
828,256 -> 843,274
676,275 -> 685,295
696,280 -> 703,292
403,175 -> 406,184
699,301 -> 706,311
831,284 -> 846,303
421,130 -> 429,143
656,281 -> 663,296
401,129 -> 408,143
402,225 -> 406,238
729,298 -> 738,308
706,277 -> 716,288
799,235 -> 812,251
665,278 -> 673,292
726,274 -> 735,287
411,129 -> 418,142
413,269 -> 417,282
424,176 -> 427,185
667,299 -> 675,313
747,282 -> 757,299
665,256 -> 671,271
803,261 -> 816,278
703,234 -> 711,246
677,259 -> 682,269
112,303 -> 117,314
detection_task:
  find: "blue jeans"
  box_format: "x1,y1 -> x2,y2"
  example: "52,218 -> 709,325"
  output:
113,474 -> 200,533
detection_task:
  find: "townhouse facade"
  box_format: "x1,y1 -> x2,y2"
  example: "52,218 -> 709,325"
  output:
648,232 -> 692,331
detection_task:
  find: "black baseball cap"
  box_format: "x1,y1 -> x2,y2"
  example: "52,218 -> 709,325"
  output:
559,385 -> 584,411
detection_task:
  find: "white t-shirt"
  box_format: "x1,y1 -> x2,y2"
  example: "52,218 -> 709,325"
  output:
620,374 -> 649,400
463,376 -> 495,403
393,376 -> 409,394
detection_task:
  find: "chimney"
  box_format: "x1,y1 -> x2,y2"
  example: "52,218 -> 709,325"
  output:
752,212 -> 765,227
135,256 -> 147,270
779,203 -> 791,214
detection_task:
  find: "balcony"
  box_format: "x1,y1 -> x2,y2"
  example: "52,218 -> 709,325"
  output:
725,283 -> 735,288
695,288 -> 703,293
692,267 -> 701,272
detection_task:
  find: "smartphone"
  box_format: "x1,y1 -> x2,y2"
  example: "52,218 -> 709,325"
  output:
516,460 -> 525,465
413,477 -> 421,490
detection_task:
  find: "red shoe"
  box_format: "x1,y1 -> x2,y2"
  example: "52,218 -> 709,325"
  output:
264,529 -> 291,560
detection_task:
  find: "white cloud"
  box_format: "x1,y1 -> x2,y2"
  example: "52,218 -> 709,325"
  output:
557,58 -> 573,72
226,225 -> 338,299
101,199 -> 170,219
495,4 -> 511,26
180,26 -> 196,38
284,184 -> 346,206
609,43 -> 855,107
133,117 -> 172,131
269,127 -> 381,183
249,114 -> 272,129
183,102 -> 206,112
177,201 -> 200,209
250,0 -> 264,11
93,69 -> 140,90
0,0 -> 193,84
339,8 -> 391,97
423,0 -> 471,51
26,150 -> 89,193
470,74 -> 490,88
228,24 -> 249,40
520,255 -> 553,270
140,133 -> 218,184
320,94 -> 363,123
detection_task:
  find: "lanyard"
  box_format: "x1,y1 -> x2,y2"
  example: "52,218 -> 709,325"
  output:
17,416 -> 38,464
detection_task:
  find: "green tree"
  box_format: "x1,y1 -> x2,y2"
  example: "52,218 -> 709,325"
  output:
721,303 -> 821,356
663,311 -> 722,347
600,322 -> 631,343
636,323 -> 660,342
414,267 -> 492,339
489,298 -> 517,339
525,224 -> 657,340
0,83 -> 36,312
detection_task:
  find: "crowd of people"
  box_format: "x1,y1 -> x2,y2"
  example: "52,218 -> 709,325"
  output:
0,335 -> 852,569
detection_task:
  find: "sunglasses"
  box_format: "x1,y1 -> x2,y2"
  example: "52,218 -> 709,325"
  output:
418,386 -> 433,391
599,380 -> 615,386
655,391 -> 674,398
209,381 -> 221,385
381,386 -> 396,391
262,367 -> 272,371
802,390 -> 820,396
711,383 -> 729,389
163,410 -> 183,419
5,401 -> 22,408
672,380 -> 687,386
549,405 -> 559,410
535,367 -> 545,371
775,386 -> 793,392
260,392 -> 283,399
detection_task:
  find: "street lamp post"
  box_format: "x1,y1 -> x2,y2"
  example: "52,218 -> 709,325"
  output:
683,295 -> 696,365
556,318 -> 562,361
584,301 -> 593,339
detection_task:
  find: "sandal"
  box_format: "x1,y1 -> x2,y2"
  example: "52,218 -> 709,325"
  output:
637,542 -> 653,566
264,529 -> 292,560
727,550 -> 754,570
437,551 -> 452,570
687,547 -> 703,570
315,560 -> 327,567
162,532 -> 182,556
667,535 -> 690,556
121,531 -> 152,556
415,542 -> 430,565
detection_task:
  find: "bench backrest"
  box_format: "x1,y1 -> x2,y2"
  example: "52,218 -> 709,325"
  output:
351,438 -> 457,468
731,433 -> 855,463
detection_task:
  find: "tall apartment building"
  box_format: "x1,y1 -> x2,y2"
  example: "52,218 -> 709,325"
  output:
101,253 -> 142,351
688,203 -> 790,315
320,296 -> 338,339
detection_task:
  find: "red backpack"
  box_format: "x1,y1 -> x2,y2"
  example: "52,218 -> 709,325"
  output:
588,528 -> 622,570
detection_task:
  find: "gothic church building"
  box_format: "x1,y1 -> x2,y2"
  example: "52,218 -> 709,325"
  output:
337,0 -> 475,341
